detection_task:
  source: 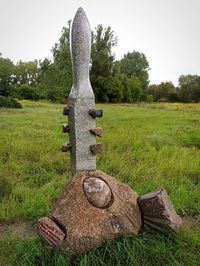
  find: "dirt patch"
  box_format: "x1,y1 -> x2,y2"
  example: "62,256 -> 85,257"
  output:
0,220 -> 36,238
181,216 -> 200,232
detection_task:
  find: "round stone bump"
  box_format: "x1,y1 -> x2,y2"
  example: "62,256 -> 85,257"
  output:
83,177 -> 112,208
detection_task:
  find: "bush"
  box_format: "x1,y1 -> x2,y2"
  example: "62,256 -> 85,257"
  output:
8,85 -> 20,98
18,84 -> 40,100
0,96 -> 22,108
146,94 -> 153,102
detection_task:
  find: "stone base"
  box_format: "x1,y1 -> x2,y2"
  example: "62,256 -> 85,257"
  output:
138,187 -> 182,233
37,170 -> 142,254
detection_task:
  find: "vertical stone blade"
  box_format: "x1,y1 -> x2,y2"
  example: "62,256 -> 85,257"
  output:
70,7 -> 94,99
68,8 -> 96,175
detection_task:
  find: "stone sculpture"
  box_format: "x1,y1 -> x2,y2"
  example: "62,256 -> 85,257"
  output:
37,7 -> 181,255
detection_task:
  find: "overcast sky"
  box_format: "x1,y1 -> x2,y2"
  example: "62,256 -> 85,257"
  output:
1,0 -> 200,85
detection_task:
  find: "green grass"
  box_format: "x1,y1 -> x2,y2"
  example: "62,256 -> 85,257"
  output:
0,101 -> 200,265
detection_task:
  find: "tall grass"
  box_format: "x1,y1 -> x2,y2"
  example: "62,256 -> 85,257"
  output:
0,101 -> 200,265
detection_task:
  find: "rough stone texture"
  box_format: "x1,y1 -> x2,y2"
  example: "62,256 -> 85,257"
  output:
51,170 -> 142,254
61,143 -> 71,152
90,127 -> 103,137
90,143 -> 103,155
68,7 -> 97,175
37,217 -> 66,247
89,109 -> 103,118
63,107 -> 70,116
69,98 -> 96,174
62,123 -> 70,133
70,7 -> 94,99
138,187 -> 182,233
83,177 -> 112,208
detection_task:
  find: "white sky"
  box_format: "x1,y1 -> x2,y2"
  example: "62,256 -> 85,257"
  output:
1,0 -> 200,85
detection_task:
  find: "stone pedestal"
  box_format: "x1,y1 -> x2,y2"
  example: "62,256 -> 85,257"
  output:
38,170 -> 142,254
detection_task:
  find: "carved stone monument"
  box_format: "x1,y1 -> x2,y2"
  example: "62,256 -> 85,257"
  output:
37,7 -> 181,255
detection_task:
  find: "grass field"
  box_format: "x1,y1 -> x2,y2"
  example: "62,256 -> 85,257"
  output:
0,101 -> 200,265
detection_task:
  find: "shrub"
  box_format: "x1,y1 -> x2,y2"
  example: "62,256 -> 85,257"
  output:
0,96 -> 22,108
146,94 -> 153,102
18,84 -> 40,100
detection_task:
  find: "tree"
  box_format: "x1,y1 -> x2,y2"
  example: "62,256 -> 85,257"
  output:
147,81 -> 177,102
121,75 -> 143,102
39,64 -> 64,101
0,55 -> 14,96
119,51 -> 150,90
147,84 -> 157,101
51,26 -> 72,96
37,58 -> 51,82
90,25 -> 118,102
91,25 -> 117,77
36,23 -> 151,103
17,84 -> 39,100
178,75 -> 200,102
37,26 -> 72,101
14,60 -> 39,85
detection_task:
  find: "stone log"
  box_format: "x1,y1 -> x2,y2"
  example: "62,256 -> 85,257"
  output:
37,217 -> 66,247
138,187 -> 182,233
90,143 -> 103,155
90,127 -> 103,137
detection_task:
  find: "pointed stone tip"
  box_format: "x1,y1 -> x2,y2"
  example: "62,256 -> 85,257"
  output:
76,7 -> 86,16
73,7 -> 88,23
77,7 -> 84,12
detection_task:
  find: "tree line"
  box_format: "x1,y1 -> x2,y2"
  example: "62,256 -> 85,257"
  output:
1,24 -> 200,103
